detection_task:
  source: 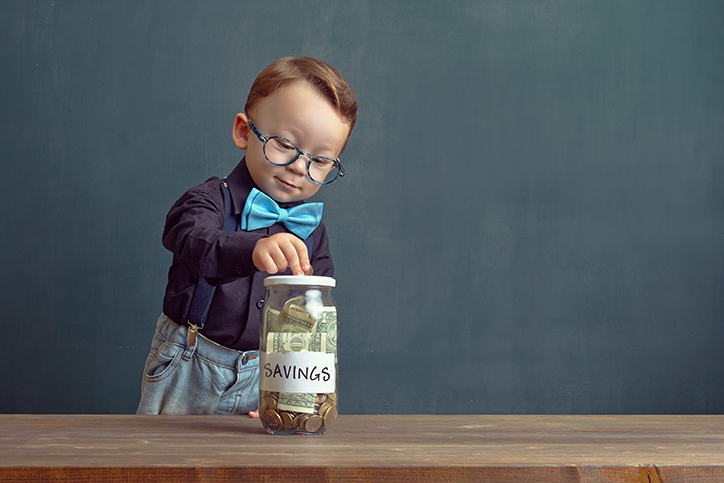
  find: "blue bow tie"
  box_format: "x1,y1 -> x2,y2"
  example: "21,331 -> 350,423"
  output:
240,188 -> 323,240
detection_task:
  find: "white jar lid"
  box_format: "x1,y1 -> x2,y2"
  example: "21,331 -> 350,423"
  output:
264,275 -> 336,287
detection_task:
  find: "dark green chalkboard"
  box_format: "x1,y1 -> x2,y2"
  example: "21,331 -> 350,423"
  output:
1,0 -> 722,414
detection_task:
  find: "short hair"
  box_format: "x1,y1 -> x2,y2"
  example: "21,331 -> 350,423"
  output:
245,56 -> 358,137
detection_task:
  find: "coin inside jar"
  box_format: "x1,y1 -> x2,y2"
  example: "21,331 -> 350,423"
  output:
279,411 -> 295,429
304,414 -> 323,433
266,392 -> 279,411
319,401 -> 332,419
261,409 -> 283,431
323,404 -> 338,430
295,414 -> 310,432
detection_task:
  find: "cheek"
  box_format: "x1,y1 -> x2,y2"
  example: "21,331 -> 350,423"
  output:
246,154 -> 273,184
301,181 -> 322,199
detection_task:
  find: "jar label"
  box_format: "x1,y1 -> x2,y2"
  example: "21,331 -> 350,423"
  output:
260,351 -> 336,393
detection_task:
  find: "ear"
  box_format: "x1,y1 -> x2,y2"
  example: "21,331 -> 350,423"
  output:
232,113 -> 251,150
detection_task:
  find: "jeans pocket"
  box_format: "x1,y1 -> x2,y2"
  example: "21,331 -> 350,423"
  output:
143,338 -> 183,382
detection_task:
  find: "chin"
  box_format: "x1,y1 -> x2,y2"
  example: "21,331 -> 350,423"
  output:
267,190 -> 301,203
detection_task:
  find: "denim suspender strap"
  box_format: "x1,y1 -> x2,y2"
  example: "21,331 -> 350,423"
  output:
184,181 -> 237,359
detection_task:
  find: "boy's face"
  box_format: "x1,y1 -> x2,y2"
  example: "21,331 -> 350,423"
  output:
233,80 -> 350,203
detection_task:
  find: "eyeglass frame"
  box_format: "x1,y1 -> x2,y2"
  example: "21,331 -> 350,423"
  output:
246,116 -> 345,185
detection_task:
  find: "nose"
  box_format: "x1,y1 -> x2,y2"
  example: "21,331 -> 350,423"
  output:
286,154 -> 309,176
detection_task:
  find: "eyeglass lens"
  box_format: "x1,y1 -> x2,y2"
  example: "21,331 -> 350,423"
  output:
264,137 -> 340,184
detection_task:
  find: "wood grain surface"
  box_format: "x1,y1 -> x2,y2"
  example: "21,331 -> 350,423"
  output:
1,414 -> 723,482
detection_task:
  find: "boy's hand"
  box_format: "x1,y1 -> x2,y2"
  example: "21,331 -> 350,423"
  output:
253,232 -> 311,276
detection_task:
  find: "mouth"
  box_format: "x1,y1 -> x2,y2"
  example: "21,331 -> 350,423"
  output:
275,177 -> 298,190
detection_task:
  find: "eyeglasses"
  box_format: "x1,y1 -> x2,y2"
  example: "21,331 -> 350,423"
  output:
247,116 -> 345,185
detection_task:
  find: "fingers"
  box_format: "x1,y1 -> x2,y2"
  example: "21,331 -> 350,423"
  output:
253,233 -> 310,276
278,239 -> 304,275
249,409 -> 260,418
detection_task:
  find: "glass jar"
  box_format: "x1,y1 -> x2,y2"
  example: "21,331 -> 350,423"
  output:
259,275 -> 338,435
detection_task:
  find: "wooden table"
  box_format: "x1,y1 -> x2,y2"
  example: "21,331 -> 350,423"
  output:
1,414 -> 723,482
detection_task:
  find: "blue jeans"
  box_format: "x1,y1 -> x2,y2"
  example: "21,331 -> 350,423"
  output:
136,314 -> 259,415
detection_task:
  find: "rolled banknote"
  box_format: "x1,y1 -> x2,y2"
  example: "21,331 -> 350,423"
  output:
278,297 -> 317,333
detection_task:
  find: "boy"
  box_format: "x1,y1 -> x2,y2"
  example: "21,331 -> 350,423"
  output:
137,57 -> 358,416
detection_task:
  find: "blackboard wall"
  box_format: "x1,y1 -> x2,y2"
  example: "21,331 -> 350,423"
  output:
1,1 -> 722,414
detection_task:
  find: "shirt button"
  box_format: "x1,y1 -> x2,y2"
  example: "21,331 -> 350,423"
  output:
235,266 -> 244,275
256,299 -> 264,309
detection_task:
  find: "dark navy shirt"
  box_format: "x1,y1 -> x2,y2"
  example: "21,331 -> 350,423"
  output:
161,158 -> 334,350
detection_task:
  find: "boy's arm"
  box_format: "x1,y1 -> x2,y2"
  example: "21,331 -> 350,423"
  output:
163,182 -> 262,280
163,180 -> 329,279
